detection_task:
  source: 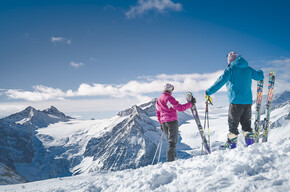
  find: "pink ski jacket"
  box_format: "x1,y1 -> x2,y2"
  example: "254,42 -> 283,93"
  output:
156,92 -> 192,124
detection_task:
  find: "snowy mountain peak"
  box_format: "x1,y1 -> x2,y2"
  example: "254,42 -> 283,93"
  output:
82,103 -> 160,173
1,106 -> 38,124
139,98 -> 157,109
1,106 -> 72,128
46,106 -> 58,111
118,99 -> 157,117
139,98 -> 157,116
0,106 -> 75,184
131,105 -> 146,116
24,106 -> 36,111
43,106 -> 73,119
117,104 -> 148,117
20,106 -> 37,115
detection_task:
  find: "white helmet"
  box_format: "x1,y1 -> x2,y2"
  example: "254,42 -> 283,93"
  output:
164,83 -> 174,93
227,51 -> 238,64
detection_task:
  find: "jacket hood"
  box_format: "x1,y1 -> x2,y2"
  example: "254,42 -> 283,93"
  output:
230,56 -> 248,68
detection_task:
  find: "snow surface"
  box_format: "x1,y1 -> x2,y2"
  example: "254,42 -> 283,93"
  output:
37,117 -> 125,151
0,137 -> 289,192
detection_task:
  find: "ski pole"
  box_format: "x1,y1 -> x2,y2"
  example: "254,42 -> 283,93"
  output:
152,131 -> 163,165
204,96 -> 213,152
157,133 -> 163,163
207,96 -> 212,148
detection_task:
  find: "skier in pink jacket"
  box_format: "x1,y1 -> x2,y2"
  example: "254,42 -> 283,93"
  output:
156,83 -> 196,162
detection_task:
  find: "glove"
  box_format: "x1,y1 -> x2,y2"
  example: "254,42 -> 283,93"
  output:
186,92 -> 196,106
190,97 -> 196,105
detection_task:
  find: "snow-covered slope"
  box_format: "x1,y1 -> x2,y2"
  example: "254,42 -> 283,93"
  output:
1,137 -> 289,192
36,116 -> 128,176
272,91 -> 290,109
0,120 -> 35,184
260,90 -> 290,114
81,105 -> 161,172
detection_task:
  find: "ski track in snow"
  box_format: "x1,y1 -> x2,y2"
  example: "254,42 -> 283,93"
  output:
1,138 -> 290,192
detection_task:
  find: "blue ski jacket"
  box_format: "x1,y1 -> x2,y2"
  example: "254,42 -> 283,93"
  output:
205,56 -> 264,104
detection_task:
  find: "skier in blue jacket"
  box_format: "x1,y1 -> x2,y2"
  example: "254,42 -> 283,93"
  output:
205,51 -> 264,149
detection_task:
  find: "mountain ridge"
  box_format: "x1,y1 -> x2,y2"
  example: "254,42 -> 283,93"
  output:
1,106 -> 73,128
0,106 -> 74,184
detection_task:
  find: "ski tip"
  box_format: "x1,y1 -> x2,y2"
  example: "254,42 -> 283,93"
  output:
186,91 -> 193,96
185,92 -> 193,102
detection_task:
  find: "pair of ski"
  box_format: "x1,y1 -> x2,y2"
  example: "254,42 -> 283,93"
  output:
186,92 -> 211,154
254,71 -> 276,143
186,71 -> 275,154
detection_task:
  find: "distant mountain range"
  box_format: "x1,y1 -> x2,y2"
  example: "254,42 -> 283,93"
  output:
259,90 -> 290,112
0,106 -> 73,185
0,91 -> 289,185
2,106 -> 73,128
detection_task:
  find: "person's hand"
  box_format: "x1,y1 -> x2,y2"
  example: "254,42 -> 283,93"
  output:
186,93 -> 196,105
190,97 -> 196,105
204,91 -> 208,98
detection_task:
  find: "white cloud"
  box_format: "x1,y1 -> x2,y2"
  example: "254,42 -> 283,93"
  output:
4,71 -> 224,102
51,37 -> 72,45
126,0 -> 182,19
2,58 -> 289,119
70,61 -> 84,69
5,56 -> 288,104
6,85 -> 67,101
76,83 -> 119,96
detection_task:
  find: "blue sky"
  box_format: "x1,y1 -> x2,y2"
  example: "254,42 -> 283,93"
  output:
0,0 -> 289,119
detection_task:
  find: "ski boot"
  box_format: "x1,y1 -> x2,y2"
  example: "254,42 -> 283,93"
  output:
220,133 -> 238,149
244,132 -> 255,146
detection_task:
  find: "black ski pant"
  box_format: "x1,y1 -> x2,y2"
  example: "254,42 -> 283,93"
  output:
161,120 -> 178,162
228,103 -> 253,135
